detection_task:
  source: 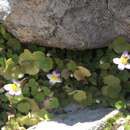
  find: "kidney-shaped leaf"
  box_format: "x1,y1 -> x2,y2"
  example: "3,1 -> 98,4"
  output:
74,66 -> 91,81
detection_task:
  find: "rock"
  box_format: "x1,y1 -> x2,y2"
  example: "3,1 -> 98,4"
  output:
63,103 -> 84,113
27,107 -> 119,130
0,0 -> 130,49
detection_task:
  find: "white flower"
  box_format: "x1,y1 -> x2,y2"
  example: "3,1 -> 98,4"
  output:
116,117 -> 126,125
46,53 -> 51,57
117,125 -> 124,130
3,80 -> 22,96
70,74 -> 74,78
18,127 -> 26,130
47,70 -> 62,85
18,73 -> 24,79
96,99 -> 100,104
113,51 -> 130,70
1,127 -> 6,130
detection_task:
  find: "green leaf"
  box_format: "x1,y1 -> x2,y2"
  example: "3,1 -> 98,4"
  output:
23,98 -> 40,112
99,61 -> 110,70
103,75 -> 120,87
88,73 -> 97,85
17,114 -> 40,126
44,97 -> 59,109
66,60 -> 77,71
31,85 -> 38,96
34,92 -> 45,102
38,57 -> 53,72
33,51 -> 45,61
20,61 -> 39,75
22,85 -> 30,97
125,124 -> 130,130
19,49 -> 53,74
102,85 -> 121,98
7,95 -> 24,104
72,90 -> 87,103
6,38 -> 21,51
0,25 -> 11,40
17,101 -> 31,113
19,49 -> 40,75
25,79 -> 39,96
74,66 -> 91,81
115,100 -> 126,110
117,70 -> 130,82
70,90 -> 93,105
54,58 -> 64,70
109,36 -> 130,53
31,84 -> 38,96
0,57 -> 5,67
19,49 -> 33,63
5,58 -> 15,71
28,78 -> 39,87
42,87 -> 51,96
3,58 -> 23,79
35,109 -> 52,120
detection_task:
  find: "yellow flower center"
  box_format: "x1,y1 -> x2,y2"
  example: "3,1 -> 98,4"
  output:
11,84 -> 18,92
120,56 -> 129,64
50,75 -> 59,81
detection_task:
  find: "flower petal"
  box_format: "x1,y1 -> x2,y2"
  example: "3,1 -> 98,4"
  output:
56,79 -> 62,83
3,84 -> 12,91
118,64 -> 125,70
125,64 -> 130,69
18,74 -> 24,79
53,70 -> 60,76
113,58 -> 120,64
122,51 -> 129,56
8,90 -> 15,96
49,80 -> 56,85
12,80 -> 20,87
15,90 -> 22,96
47,74 -> 52,79
49,79 -> 62,85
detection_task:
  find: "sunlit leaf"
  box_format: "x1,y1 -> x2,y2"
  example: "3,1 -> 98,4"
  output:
3,58 -> 23,79
74,66 -> 91,81
115,100 -> 126,110
72,90 -> 87,103
20,61 -> 39,75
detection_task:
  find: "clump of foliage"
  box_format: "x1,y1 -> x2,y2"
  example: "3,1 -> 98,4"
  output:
103,111 -> 130,130
0,24 -> 130,129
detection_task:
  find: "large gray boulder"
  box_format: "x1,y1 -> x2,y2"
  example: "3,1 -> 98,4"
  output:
0,0 -> 130,49
27,107 -> 119,130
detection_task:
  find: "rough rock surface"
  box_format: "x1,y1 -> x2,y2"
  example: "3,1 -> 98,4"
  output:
27,107 -> 119,130
0,0 -> 130,49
